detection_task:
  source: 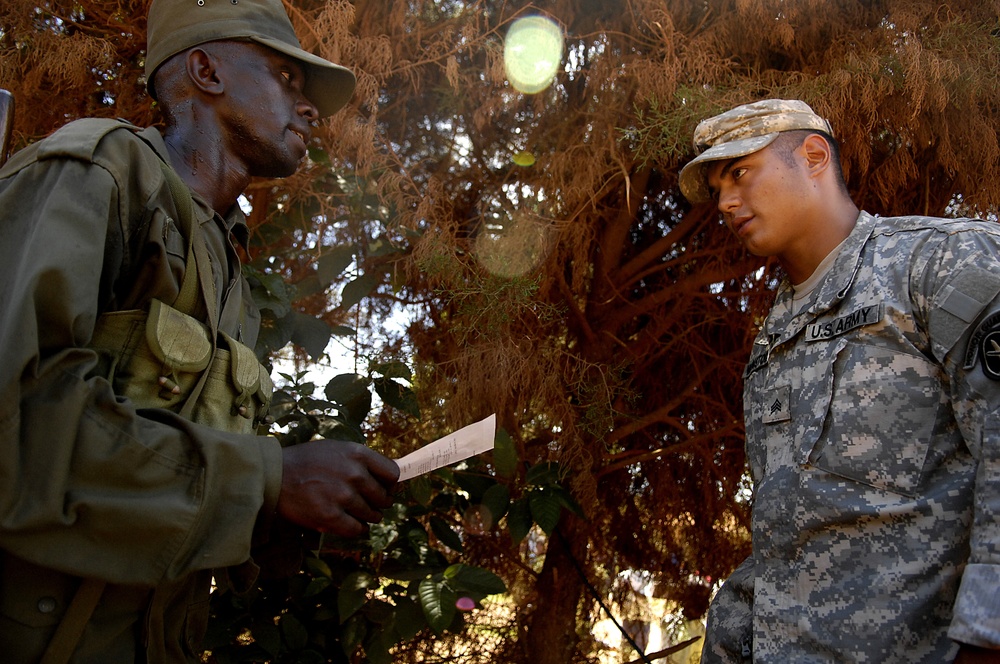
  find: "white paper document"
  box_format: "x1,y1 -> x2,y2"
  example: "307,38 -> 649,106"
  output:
395,413 -> 496,481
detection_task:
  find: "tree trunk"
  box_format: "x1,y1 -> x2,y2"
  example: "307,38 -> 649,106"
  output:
520,519 -> 589,663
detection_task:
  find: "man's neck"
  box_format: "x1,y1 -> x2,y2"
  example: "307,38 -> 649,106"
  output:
781,197 -> 860,284
161,122 -> 248,216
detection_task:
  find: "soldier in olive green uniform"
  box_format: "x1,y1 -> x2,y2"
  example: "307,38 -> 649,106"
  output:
0,1 -> 399,662
679,100 -> 1000,663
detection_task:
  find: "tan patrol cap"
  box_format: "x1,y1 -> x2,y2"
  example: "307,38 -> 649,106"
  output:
678,99 -> 833,204
145,0 -> 356,118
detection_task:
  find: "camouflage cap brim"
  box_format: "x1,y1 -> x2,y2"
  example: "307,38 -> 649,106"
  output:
678,133 -> 779,204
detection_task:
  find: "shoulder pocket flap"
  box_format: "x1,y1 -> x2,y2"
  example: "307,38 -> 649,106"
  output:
146,299 -> 213,371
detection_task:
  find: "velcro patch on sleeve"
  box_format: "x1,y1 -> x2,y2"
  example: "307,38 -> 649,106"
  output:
931,265 -> 1000,364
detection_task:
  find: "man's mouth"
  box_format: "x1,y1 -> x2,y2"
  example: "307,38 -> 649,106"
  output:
732,215 -> 753,236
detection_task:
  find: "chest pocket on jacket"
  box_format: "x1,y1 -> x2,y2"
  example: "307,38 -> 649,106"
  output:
804,342 -> 945,497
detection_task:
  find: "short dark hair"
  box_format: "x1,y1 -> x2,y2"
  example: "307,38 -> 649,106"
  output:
771,129 -> 849,195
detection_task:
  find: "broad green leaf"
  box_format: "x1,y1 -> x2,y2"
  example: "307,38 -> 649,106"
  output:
254,309 -> 296,358
247,270 -> 295,317
339,614 -> 366,656
307,145 -> 331,165
408,475 -> 432,506
444,564 -> 507,596
481,483 -> 511,524
298,396 -> 331,411
529,488 -> 563,535
373,377 -> 420,418
266,389 -> 297,421
278,413 -> 318,446
304,576 -> 331,598
553,485 -> 586,518
507,497 -> 532,543
392,596 -> 426,640
317,244 -> 355,285
371,360 -> 412,381
526,461 -> 562,486
290,311 -> 332,359
292,273 -> 323,299
380,563 -> 440,582
361,597 -> 396,624
368,236 -> 403,257
338,570 -> 375,623
330,324 -> 357,337
316,415 -> 366,444
418,576 -> 457,633
364,631 -> 395,664
323,373 -> 372,425
340,272 -> 379,310
250,619 -> 281,656
280,613 -> 309,650
492,427 -> 519,478
368,518 -> 399,554
452,472 -> 495,502
304,556 -> 332,578
430,515 -> 463,552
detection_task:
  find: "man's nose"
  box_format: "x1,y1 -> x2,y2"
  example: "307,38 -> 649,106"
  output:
717,186 -> 739,216
298,97 -> 319,123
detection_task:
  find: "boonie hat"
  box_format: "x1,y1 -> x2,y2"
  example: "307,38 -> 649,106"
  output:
678,99 -> 833,204
145,0 -> 356,117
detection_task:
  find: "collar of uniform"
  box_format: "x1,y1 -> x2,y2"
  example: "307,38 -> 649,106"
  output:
764,211 -> 876,342
228,213 -> 252,252
137,126 -> 252,252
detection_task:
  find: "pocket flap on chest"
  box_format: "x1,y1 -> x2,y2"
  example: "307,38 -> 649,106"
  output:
146,299 -> 213,372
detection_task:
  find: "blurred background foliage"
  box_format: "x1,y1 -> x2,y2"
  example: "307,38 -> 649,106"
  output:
3,0 -> 1000,661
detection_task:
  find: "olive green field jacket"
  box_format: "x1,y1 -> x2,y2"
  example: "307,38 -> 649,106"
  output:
0,119 -> 283,663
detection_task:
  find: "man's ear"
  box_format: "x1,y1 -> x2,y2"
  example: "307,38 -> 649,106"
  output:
185,47 -> 224,97
800,133 -> 832,178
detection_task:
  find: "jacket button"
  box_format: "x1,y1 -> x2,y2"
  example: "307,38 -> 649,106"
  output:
37,597 -> 57,613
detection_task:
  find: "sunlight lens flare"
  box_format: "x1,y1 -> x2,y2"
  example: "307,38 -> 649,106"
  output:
503,16 -> 564,94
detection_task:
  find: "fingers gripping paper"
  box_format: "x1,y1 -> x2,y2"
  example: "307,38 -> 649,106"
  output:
396,414 -> 496,481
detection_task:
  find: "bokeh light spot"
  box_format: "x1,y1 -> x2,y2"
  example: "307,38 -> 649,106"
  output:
463,504 -> 492,534
503,16 -> 564,94
456,597 -> 476,612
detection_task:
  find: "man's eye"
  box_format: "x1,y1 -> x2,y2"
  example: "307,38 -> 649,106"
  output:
732,167 -> 747,180
280,70 -> 294,84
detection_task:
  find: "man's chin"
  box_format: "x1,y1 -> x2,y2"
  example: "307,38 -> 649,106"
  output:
253,160 -> 300,179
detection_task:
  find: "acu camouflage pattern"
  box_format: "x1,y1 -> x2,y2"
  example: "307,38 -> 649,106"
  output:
679,99 -> 834,204
702,212 -> 1000,663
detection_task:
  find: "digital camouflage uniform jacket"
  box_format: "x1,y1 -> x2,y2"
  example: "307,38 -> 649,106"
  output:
702,211 -> 1000,662
0,119 -> 283,663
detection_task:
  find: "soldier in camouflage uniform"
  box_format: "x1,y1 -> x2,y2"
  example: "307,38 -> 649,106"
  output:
679,100 -> 1000,663
0,0 -> 399,661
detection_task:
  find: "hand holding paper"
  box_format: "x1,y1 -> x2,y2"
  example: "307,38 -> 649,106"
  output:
395,413 -> 496,481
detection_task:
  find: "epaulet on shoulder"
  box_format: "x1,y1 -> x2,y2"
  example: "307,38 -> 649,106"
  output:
35,117 -> 142,162
876,214 -> 997,236
0,117 -> 143,179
